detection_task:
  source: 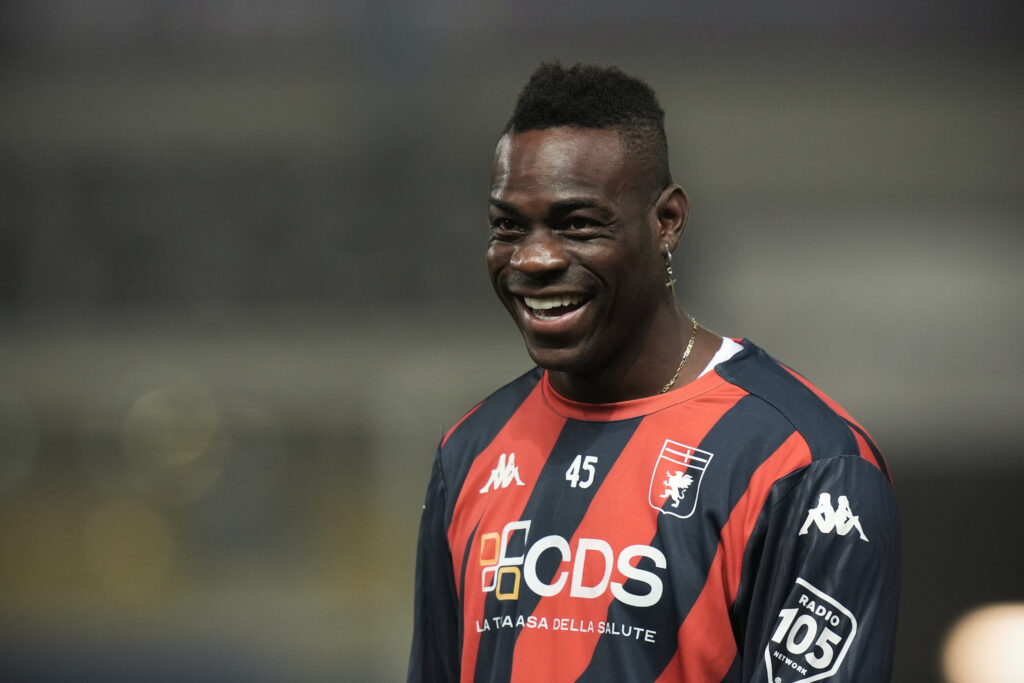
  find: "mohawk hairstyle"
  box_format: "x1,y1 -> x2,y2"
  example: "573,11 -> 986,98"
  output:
505,61 -> 672,189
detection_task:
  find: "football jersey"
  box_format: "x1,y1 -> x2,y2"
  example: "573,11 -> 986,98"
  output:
408,340 -> 899,683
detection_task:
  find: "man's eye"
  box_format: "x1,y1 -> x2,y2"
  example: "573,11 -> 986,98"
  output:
492,218 -> 517,230
562,217 -> 603,233
489,218 -> 523,238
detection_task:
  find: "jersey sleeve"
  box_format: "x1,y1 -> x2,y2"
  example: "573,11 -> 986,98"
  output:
737,454 -> 900,683
407,451 -> 461,683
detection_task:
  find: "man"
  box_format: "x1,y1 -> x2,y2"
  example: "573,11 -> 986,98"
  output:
408,62 -> 899,683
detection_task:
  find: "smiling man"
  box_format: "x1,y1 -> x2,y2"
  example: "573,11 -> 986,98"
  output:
408,62 -> 899,683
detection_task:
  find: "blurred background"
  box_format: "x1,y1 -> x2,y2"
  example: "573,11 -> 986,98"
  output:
0,1 -> 1021,681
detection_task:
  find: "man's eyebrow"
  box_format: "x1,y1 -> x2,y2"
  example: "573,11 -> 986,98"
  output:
488,198 -> 519,213
489,198 -> 603,212
549,198 -> 601,214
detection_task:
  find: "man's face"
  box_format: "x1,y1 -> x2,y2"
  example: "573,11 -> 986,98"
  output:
486,127 -> 666,375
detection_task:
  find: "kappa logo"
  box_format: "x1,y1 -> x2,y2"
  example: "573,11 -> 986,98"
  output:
798,493 -> 869,542
479,452 -> 526,493
648,440 -> 713,519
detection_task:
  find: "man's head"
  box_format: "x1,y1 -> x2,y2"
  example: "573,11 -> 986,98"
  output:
504,61 -> 672,196
487,63 -> 690,398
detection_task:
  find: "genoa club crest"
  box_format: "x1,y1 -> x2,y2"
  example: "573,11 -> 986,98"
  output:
648,439 -> 714,519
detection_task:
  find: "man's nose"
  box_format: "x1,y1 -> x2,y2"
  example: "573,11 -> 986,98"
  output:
509,229 -> 570,275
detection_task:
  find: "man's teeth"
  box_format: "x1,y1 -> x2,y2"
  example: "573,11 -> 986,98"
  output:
523,295 -> 584,313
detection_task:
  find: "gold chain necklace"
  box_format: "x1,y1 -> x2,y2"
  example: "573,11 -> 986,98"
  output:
660,315 -> 699,394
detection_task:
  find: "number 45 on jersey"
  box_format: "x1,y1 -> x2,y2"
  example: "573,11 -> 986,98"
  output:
566,454 -> 598,489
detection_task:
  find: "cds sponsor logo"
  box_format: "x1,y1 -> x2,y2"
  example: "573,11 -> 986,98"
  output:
478,520 -> 666,608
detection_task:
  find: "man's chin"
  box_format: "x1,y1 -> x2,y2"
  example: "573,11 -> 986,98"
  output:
522,340 -> 595,376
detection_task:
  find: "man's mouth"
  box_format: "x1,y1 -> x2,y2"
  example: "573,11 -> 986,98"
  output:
522,294 -> 587,320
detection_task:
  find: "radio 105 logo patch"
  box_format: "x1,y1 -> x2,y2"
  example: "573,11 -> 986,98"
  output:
764,578 -> 858,683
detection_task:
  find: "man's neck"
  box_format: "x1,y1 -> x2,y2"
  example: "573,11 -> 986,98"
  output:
546,308 -> 721,404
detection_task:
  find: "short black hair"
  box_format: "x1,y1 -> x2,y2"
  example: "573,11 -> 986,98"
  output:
505,61 -> 672,189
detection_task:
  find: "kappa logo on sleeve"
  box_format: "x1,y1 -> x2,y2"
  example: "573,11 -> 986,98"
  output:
648,440 -> 713,519
765,578 -> 858,683
798,493 -> 869,542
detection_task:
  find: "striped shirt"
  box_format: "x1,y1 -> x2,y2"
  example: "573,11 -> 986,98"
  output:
409,339 -> 898,682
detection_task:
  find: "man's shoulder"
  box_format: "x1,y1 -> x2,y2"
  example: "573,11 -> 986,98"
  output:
716,340 -> 878,463
439,366 -> 545,451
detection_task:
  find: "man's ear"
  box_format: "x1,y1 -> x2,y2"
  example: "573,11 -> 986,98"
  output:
655,184 -> 689,251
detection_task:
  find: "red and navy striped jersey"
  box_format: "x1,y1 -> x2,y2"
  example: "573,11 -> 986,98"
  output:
408,340 -> 899,683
